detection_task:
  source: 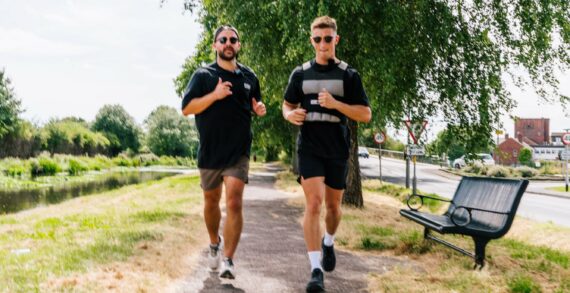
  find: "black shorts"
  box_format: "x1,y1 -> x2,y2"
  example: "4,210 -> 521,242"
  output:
298,151 -> 348,190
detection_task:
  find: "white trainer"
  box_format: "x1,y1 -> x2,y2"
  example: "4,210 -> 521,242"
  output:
219,257 -> 235,279
208,236 -> 223,271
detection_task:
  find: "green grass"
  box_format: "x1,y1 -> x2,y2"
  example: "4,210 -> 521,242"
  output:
502,239 -> 570,269
546,186 -> 570,193
508,274 -> 542,293
0,174 -> 203,292
362,180 -> 447,213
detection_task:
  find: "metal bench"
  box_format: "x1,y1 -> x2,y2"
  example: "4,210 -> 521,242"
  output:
399,176 -> 529,269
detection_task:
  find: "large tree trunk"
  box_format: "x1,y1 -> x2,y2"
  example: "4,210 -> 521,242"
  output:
342,119 -> 363,208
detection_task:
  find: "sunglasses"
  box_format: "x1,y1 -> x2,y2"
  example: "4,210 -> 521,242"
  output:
218,36 -> 239,44
312,35 -> 334,44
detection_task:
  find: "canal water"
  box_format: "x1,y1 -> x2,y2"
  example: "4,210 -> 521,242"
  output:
0,171 -> 176,214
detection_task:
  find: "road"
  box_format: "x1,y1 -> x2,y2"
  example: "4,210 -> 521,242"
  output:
360,156 -> 570,227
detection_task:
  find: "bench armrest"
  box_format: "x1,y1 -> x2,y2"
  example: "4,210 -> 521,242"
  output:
406,194 -> 451,211
449,205 -> 510,227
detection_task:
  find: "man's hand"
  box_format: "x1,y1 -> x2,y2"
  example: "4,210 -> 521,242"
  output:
285,108 -> 307,126
213,77 -> 233,100
318,88 -> 338,109
252,98 -> 266,116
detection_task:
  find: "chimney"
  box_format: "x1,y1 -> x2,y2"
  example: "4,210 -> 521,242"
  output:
517,133 -> 523,143
505,133 -> 509,139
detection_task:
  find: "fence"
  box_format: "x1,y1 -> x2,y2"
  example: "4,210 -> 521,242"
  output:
366,147 -> 450,167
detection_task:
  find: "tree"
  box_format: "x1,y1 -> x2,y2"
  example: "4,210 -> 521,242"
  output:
145,106 -> 198,157
178,0 -> 570,207
0,120 -> 42,158
518,148 -> 533,166
42,118 -> 110,155
0,69 -> 22,140
92,105 -> 142,156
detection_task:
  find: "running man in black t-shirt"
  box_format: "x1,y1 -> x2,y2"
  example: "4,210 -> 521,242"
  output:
181,25 -> 266,279
282,16 -> 371,292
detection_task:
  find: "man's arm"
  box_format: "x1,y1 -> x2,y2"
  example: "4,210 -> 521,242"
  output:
182,78 -> 232,116
282,101 -> 306,126
317,89 -> 371,122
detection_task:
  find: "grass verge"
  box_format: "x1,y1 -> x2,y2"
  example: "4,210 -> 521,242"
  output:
0,174 -> 204,292
547,186 -> 570,193
277,174 -> 570,292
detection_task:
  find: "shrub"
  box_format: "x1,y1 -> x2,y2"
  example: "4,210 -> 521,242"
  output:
486,166 -> 510,178
68,159 -> 88,175
464,162 -> 488,175
6,164 -> 27,177
136,153 -> 160,166
112,154 -> 132,167
515,166 -> 538,178
93,155 -> 112,170
158,156 -> 177,166
30,158 -> 61,176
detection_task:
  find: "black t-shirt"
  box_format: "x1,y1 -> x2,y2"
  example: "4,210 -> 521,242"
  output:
182,62 -> 261,169
284,60 -> 369,159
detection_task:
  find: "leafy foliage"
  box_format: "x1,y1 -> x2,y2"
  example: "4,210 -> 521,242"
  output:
144,106 -> 198,157
41,119 -> 110,156
0,69 -> 23,141
518,148 -> 533,165
92,105 -> 142,156
179,0 -> 570,155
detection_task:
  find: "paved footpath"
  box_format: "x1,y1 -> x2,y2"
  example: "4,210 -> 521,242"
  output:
177,165 -> 413,293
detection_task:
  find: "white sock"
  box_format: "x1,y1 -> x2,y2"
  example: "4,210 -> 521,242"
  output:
308,251 -> 322,271
324,232 -> 335,247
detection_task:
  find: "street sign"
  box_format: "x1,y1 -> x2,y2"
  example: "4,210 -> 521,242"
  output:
404,120 -> 428,144
406,144 -> 425,156
562,150 -> 570,160
495,129 -> 504,135
562,133 -> 570,145
374,131 -> 386,144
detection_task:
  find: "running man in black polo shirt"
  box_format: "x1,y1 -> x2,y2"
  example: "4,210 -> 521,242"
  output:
181,25 -> 266,279
282,16 -> 371,292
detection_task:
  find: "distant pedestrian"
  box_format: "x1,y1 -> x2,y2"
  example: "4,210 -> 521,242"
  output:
282,16 -> 371,292
181,24 -> 266,279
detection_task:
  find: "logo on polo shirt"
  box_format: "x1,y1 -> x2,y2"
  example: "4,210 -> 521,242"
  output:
244,83 -> 251,90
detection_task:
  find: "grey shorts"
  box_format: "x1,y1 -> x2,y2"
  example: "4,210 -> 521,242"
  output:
199,156 -> 250,191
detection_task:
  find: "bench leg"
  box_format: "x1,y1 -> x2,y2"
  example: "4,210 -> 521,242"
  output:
473,237 -> 490,270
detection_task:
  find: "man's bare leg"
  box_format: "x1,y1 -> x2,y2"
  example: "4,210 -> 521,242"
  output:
301,176 -> 326,251
222,176 -> 245,258
324,185 -> 343,236
203,184 -> 223,244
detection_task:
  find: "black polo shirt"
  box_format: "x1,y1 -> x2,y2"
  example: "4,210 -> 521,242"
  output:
182,62 -> 261,169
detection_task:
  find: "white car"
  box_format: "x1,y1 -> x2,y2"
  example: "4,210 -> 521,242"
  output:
358,147 -> 369,158
453,153 -> 495,169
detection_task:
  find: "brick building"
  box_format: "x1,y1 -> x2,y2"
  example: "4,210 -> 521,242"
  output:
515,118 -> 550,145
494,135 -> 528,165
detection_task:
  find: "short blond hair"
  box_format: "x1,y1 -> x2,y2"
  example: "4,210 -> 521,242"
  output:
311,16 -> 337,32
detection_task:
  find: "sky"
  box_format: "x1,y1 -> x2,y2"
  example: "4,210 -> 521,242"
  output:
0,0 -> 200,126
1,0 -> 569,140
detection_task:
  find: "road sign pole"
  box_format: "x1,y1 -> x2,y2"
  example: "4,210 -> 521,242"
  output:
564,160 -> 568,192
379,144 -> 382,183
564,145 -> 570,192
412,155 -> 417,195
405,138 -> 410,189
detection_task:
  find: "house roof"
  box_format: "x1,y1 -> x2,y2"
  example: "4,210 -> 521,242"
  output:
522,137 -> 538,146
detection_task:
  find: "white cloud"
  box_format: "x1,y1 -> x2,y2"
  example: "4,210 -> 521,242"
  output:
0,27 -> 94,56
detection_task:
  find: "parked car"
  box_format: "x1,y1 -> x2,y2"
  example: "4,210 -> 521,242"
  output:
453,153 -> 495,169
358,147 -> 370,158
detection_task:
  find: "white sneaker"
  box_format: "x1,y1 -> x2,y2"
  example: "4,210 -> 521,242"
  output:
208,236 -> 223,271
219,257 -> 235,279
